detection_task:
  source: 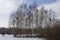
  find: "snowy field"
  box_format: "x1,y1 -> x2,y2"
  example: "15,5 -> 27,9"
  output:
0,34 -> 45,40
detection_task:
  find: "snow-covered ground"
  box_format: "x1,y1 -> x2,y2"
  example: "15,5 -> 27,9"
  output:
0,34 -> 45,40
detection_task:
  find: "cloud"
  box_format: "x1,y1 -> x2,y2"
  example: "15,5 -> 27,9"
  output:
0,0 -> 23,28
38,0 -> 60,19
0,0 -> 23,14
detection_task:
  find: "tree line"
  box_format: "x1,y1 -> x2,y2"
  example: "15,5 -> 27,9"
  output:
8,0 -> 60,40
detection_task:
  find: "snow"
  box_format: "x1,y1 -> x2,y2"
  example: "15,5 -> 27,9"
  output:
0,34 -> 45,40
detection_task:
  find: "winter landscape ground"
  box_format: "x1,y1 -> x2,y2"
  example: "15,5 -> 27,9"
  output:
0,34 -> 45,40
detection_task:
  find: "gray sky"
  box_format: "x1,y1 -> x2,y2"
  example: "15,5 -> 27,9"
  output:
0,0 -> 23,28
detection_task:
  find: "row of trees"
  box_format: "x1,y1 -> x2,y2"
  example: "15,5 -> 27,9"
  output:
8,1 -> 60,39
9,1 -> 56,29
0,21 -> 60,39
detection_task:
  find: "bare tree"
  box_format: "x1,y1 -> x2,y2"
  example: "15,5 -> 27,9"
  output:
9,0 -> 56,37
9,12 -> 16,28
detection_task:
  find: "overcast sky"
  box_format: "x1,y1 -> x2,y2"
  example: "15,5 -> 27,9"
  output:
0,0 -> 22,28
0,0 -> 60,28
